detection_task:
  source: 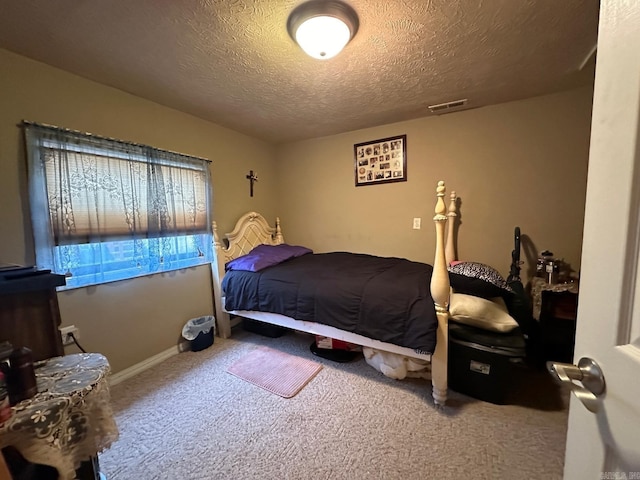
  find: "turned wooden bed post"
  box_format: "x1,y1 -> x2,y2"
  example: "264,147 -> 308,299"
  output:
430,181 -> 451,406
211,221 -> 232,338
446,190 -> 457,265
275,217 -> 284,244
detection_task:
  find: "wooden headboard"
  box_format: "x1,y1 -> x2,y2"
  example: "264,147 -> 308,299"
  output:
211,212 -> 284,337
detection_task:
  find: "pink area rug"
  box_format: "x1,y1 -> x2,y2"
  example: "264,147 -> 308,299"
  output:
226,345 -> 322,398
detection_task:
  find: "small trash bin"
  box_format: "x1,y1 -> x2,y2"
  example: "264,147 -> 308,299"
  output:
182,316 -> 215,352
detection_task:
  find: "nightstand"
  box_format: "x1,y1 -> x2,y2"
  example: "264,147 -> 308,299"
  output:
530,277 -> 579,363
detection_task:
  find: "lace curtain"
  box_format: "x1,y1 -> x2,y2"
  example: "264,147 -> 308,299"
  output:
24,122 -> 213,288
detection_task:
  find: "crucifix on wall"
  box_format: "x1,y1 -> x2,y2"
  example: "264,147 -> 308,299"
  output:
246,170 -> 258,197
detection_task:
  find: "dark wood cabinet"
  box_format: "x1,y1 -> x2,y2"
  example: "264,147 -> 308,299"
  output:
530,276 -> 579,363
0,273 -> 66,362
539,289 -> 579,363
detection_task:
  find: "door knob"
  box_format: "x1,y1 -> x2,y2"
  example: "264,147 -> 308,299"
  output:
547,357 -> 606,413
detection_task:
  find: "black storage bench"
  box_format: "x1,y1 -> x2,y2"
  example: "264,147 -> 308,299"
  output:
448,322 -> 527,404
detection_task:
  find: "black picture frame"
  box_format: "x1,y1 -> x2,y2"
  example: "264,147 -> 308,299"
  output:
354,134 -> 407,187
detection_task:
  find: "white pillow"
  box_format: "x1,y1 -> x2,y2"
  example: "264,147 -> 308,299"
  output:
449,292 -> 519,333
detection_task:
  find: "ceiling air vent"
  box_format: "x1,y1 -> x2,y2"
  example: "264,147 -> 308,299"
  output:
428,98 -> 468,114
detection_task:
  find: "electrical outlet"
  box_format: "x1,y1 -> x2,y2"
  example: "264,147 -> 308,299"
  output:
59,325 -> 79,346
413,217 -> 421,229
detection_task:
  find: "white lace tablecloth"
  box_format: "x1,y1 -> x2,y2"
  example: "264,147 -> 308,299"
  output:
0,353 -> 119,480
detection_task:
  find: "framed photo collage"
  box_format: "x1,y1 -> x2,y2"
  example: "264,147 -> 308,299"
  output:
354,134 -> 406,187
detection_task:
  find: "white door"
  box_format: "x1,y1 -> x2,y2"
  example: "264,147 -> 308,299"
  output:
562,1 -> 640,477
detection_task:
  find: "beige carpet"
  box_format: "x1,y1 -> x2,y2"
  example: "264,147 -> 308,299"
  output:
99,329 -> 570,480
227,345 -> 322,398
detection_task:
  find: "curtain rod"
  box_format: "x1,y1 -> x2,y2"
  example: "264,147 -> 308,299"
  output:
20,120 -> 212,164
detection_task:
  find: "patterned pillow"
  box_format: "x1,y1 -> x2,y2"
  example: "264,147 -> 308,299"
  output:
448,261 -> 513,298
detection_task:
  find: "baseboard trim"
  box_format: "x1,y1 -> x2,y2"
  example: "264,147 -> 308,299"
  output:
109,345 -> 181,386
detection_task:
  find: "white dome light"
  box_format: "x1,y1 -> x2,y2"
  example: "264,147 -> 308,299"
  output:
287,1 -> 359,60
295,15 -> 351,59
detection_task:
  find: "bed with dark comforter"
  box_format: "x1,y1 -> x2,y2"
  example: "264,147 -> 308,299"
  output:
212,181 -> 455,406
221,251 -> 438,354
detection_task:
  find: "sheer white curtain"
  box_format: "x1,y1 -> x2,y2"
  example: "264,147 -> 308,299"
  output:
24,122 -> 213,288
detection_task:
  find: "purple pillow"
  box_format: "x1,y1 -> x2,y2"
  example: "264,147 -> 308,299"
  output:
225,244 -> 313,272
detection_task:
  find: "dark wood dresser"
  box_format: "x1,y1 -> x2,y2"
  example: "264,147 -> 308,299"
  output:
0,271 -> 66,361
530,276 -> 579,363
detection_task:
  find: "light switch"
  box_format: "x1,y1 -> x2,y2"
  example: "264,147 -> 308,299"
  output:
413,217 -> 421,229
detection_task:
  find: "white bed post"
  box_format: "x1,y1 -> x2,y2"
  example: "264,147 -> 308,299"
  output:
211,221 -> 232,338
445,190 -> 457,265
275,217 -> 284,244
430,181 -> 451,406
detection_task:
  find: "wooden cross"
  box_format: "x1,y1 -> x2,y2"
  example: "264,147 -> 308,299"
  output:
246,170 -> 258,197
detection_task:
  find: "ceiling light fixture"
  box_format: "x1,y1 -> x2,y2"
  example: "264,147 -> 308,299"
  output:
287,0 -> 359,60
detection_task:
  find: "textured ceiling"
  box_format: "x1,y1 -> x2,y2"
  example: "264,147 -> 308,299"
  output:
0,0 -> 599,144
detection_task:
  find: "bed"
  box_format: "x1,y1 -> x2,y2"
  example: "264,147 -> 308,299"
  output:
210,181 -> 457,405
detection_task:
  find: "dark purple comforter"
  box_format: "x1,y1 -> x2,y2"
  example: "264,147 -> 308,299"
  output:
221,252 -> 437,354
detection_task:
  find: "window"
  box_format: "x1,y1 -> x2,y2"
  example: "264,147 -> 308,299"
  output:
24,122 -> 213,289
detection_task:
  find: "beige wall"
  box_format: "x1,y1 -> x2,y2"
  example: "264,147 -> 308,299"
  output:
276,86 -> 593,279
0,49 -> 279,374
